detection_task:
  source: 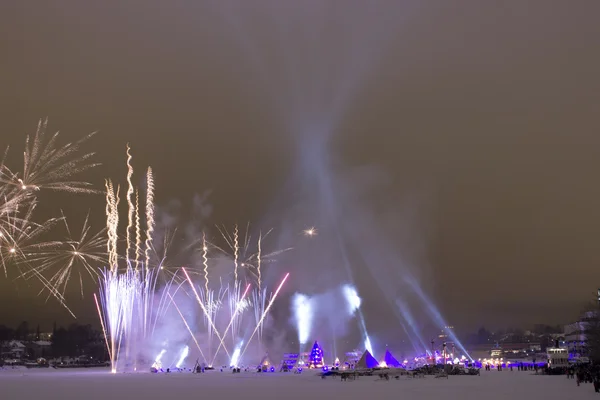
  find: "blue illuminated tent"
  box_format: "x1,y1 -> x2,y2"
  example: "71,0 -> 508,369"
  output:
384,349 -> 401,367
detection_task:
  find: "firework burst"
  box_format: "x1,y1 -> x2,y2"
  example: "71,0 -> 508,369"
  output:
0,119 -> 99,194
21,211 -> 107,299
0,202 -> 62,277
0,119 -> 100,315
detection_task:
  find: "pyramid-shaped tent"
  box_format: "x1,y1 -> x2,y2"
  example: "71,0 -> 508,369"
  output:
384,349 -> 401,368
259,353 -> 272,366
355,349 -> 379,369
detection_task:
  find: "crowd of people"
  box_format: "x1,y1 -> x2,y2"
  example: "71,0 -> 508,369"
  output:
568,364 -> 600,392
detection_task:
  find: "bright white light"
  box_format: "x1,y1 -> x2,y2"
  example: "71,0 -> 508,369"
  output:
342,284 -> 361,315
230,342 -> 243,367
292,293 -> 313,345
364,336 -> 374,356
176,346 -> 189,368
151,349 -> 166,369
303,227 -> 317,237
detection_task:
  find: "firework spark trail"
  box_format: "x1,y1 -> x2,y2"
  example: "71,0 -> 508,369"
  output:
24,267 -> 76,318
167,292 -> 207,364
240,272 -> 290,361
134,190 -> 141,269
99,154 -> 165,371
202,232 -> 208,294
233,225 -> 239,283
211,283 -> 251,366
151,269 -> 182,338
211,225 -> 291,285
94,293 -> 112,362
105,181 -> 120,269
125,145 -> 134,262
257,232 -> 262,291
228,283 -> 242,347
181,267 -> 231,360
198,284 -> 229,364
144,167 -> 154,269
141,167 -> 156,340
252,288 -> 267,348
104,182 -> 113,266
200,288 -> 215,362
99,269 -> 127,372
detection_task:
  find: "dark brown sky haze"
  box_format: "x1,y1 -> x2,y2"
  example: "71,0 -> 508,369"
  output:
0,1 -> 599,336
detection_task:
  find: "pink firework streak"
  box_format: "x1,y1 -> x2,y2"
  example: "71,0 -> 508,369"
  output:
239,272 -> 290,361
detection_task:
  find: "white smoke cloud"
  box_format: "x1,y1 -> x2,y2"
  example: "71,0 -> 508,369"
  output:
291,293 -> 313,345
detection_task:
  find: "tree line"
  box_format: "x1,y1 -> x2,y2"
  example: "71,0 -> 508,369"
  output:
0,322 -> 107,360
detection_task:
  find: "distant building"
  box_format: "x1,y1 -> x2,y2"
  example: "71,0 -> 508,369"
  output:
1,340 -> 27,359
439,326 -> 454,340
564,311 -> 595,358
29,340 -> 52,358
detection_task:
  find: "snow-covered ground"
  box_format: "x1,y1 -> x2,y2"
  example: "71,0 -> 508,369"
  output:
0,367 -> 595,400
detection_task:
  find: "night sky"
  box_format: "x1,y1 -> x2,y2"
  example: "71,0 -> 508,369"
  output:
1,1 -> 599,337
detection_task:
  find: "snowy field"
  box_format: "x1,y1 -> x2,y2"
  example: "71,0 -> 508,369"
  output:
0,367 -> 596,400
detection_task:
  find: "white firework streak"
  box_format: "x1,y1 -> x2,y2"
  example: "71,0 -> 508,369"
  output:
240,273 -> 290,361
212,283 -> 251,366
144,168 -> 154,269
125,145 -> 134,262
134,190 -> 141,269
181,267 -> 231,361
252,288 -> 267,348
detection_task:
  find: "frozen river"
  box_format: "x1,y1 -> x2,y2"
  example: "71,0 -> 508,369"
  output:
0,367 -> 594,400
